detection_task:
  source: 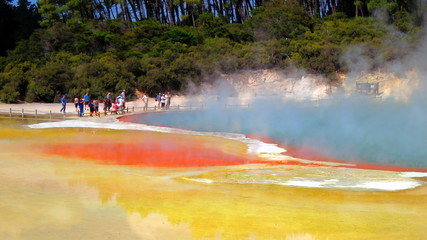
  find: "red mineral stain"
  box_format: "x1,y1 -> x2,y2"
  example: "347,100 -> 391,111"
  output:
121,114 -> 427,172
44,142 -> 257,167
44,141 -> 427,171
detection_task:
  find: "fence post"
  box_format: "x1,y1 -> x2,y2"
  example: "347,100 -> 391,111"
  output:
154,105 -> 156,111
21,109 -> 24,119
35,109 -> 37,119
126,107 -> 129,113
132,106 -> 134,112
50,110 -> 52,119
9,108 -> 12,118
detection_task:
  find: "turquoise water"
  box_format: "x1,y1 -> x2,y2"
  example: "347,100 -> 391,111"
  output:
134,97 -> 427,168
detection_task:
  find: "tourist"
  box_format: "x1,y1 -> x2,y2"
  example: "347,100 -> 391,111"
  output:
74,97 -> 79,112
103,95 -> 112,116
160,94 -> 166,109
93,98 -> 100,117
78,98 -> 84,117
60,94 -> 67,113
111,101 -> 119,114
117,96 -> 124,111
88,100 -> 95,117
84,92 -> 90,110
120,90 -> 126,109
142,94 -> 148,111
105,93 -> 112,111
166,92 -> 171,110
156,93 -> 161,109
115,93 -> 123,104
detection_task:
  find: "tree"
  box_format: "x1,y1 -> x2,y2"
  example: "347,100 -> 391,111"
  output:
0,61 -> 34,103
0,0 -> 423,103
0,0 -> 18,56
0,0 -> 40,56
26,60 -> 74,102
248,0 -> 312,40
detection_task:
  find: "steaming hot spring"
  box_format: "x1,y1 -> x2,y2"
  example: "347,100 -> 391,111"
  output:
2,71 -> 427,240
29,86 -> 427,191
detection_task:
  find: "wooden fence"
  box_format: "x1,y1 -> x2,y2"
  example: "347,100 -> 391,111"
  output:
0,108 -> 70,121
0,103 -> 251,121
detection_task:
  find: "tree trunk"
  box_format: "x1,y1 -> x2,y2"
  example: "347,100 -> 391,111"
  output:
134,0 -> 145,20
166,0 -> 175,25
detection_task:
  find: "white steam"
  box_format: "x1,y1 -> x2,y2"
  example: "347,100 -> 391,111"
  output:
148,34 -> 427,168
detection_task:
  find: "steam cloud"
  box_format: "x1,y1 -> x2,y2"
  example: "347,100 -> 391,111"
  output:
142,32 -> 427,168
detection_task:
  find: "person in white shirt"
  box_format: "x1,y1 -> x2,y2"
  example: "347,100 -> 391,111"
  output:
117,97 -> 124,110
142,94 -> 148,111
160,94 -> 166,109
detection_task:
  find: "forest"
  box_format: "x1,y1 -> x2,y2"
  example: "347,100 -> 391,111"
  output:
0,0 -> 424,103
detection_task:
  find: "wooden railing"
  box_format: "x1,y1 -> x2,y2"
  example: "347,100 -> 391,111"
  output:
0,108 -> 69,120
0,103 -> 251,121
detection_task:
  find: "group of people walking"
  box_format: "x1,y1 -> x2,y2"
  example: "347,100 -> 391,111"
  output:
155,92 -> 172,110
60,90 -> 172,116
63,90 -> 126,117
139,92 -> 172,111
102,91 -> 126,116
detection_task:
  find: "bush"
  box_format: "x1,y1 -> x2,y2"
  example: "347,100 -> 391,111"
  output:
26,61 -> 72,102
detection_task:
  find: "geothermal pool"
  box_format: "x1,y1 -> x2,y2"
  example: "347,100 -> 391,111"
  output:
1,112 -> 427,239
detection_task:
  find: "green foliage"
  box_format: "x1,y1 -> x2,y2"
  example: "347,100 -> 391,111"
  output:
164,27 -> 200,46
196,13 -> 229,38
225,24 -> 254,43
367,0 -> 398,14
70,54 -> 133,100
236,40 -> 285,69
0,82 -> 20,103
26,61 -> 73,102
0,0 -> 423,102
38,0 -> 66,27
0,61 -> 34,103
133,19 -> 167,41
248,0 -> 312,40
392,10 -> 415,32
